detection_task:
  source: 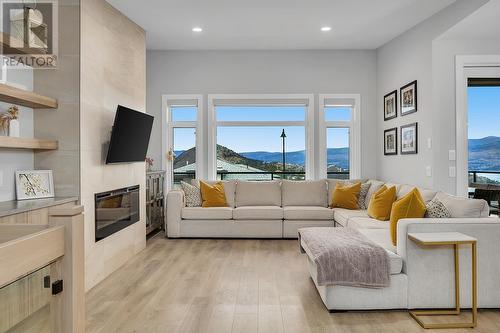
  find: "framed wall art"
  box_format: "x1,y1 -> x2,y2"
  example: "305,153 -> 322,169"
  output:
400,80 -> 417,116
384,90 -> 397,121
400,123 -> 418,155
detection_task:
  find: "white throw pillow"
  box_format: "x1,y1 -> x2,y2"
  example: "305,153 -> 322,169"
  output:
181,181 -> 202,207
425,198 -> 451,218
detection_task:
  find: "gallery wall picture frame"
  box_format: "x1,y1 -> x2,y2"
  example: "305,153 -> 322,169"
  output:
384,127 -> 398,155
400,80 -> 417,116
15,170 -> 55,200
400,122 -> 418,155
384,90 -> 397,121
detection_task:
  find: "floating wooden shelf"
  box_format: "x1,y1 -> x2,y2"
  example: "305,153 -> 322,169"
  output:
0,83 -> 58,109
0,136 -> 58,150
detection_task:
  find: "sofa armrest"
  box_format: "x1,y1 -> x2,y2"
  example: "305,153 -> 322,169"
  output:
396,217 -> 500,308
166,190 -> 185,238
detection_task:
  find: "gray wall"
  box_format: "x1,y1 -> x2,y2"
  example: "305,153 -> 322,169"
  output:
376,0 -> 488,191
431,0 -> 500,193
0,66 -> 34,202
147,50 -> 378,179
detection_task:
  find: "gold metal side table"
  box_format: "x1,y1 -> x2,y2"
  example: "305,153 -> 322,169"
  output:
407,232 -> 477,329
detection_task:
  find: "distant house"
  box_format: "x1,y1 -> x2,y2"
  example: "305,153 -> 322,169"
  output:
174,159 -> 272,181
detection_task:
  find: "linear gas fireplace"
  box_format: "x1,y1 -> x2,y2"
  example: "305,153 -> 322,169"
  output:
95,185 -> 140,241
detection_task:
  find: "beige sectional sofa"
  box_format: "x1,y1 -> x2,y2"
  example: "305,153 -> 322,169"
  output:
167,179 -> 336,238
167,178 -> 500,310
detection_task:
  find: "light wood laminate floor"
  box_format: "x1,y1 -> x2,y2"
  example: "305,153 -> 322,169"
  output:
86,236 -> 500,333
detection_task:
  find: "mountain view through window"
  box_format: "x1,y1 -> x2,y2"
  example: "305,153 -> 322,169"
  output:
468,86 -> 500,185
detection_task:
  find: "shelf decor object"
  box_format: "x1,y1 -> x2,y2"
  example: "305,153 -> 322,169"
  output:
408,232 -> 477,329
0,136 -> 58,150
0,83 -> 58,109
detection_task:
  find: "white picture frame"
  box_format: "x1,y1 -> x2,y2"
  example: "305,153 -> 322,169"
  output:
15,170 -> 55,200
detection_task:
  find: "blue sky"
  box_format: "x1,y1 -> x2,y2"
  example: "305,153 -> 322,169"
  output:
468,86 -> 500,139
172,106 -> 350,152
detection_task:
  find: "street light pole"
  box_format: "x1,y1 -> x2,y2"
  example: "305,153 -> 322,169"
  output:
280,129 -> 286,173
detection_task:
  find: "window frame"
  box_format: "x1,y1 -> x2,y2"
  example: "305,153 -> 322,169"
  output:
162,94 -> 203,190
207,94 -> 315,180
318,94 -> 361,180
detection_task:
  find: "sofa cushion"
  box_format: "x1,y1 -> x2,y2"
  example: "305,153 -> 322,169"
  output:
367,185 -> 396,221
284,206 -> 333,220
181,207 -> 233,220
192,179 -> 236,208
330,182 -> 361,209
364,180 -> 385,208
181,181 -> 202,207
390,188 -> 426,245
434,191 -> 490,218
357,228 -> 397,254
327,179 -> 364,204
200,181 -> 229,207
235,181 -> 281,207
397,184 -> 437,203
347,217 -> 390,230
233,206 -> 283,220
333,208 -> 368,227
282,180 -> 328,207
425,198 -> 452,218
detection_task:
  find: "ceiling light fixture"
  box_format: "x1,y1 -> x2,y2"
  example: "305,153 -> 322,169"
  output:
321,26 -> 332,32
192,27 -> 203,32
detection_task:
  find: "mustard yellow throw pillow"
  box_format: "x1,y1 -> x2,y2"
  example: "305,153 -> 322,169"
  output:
390,188 -> 426,245
199,181 -> 228,207
367,185 -> 396,221
330,182 -> 361,210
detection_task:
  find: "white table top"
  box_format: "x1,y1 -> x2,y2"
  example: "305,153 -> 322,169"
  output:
408,232 -> 477,244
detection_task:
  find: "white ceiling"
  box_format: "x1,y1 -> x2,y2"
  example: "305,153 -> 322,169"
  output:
107,0 -> 456,50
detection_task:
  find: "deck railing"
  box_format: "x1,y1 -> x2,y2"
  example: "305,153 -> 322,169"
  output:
173,171 -> 349,183
469,170 -> 500,185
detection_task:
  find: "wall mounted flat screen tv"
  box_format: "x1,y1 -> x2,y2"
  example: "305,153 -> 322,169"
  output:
106,105 -> 154,164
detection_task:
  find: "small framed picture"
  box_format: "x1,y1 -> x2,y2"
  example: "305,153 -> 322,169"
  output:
383,90 -> 397,121
15,170 -> 55,200
400,80 -> 417,116
400,123 -> 418,155
384,127 -> 398,155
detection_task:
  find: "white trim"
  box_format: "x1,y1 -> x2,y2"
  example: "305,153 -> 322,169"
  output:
208,94 -> 314,180
318,94 -> 361,180
162,94 -> 203,190
455,55 -> 500,197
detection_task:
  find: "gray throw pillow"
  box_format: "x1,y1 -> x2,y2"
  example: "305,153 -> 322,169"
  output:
181,181 -> 202,207
358,182 -> 371,210
425,198 -> 451,218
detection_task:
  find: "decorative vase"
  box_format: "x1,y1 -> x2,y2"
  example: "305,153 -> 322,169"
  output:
9,119 -> 19,137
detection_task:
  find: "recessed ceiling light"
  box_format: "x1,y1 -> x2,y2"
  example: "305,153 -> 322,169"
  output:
321,26 -> 332,32
192,27 -> 203,32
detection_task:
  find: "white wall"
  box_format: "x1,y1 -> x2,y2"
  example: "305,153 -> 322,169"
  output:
376,0 -> 488,190
0,66 -> 34,202
147,50 -> 378,179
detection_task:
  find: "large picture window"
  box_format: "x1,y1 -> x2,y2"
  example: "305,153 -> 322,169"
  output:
208,95 -> 314,180
319,95 -> 361,180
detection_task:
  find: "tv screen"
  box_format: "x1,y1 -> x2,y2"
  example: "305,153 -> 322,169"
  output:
106,105 -> 154,164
